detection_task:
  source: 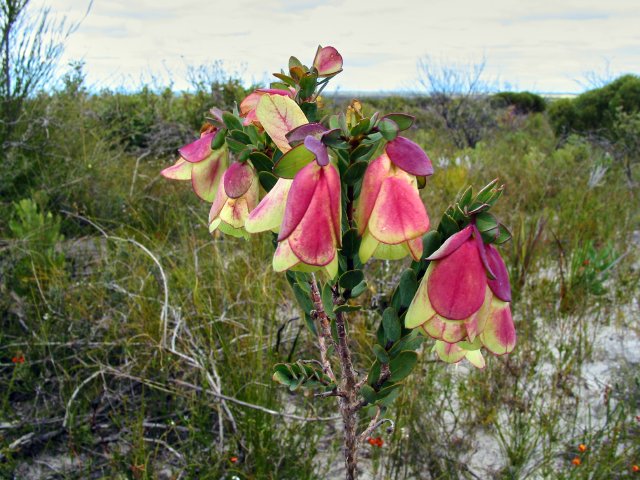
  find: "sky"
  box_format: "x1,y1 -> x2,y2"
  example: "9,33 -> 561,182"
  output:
45,0 -> 639,94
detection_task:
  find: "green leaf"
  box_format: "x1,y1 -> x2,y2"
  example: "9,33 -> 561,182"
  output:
438,213 -> 459,238
229,129 -> 251,144
341,229 -> 361,258
373,344 -> 390,364
398,269 -> 418,308
321,283 -> 336,319
350,280 -> 367,298
273,73 -> 296,87
376,385 -> 401,406
273,144 -> 315,178
338,112 -> 349,136
367,360 -> 381,387
258,171 -> 278,191
377,118 -> 399,141
493,224 -> 512,245
292,282 -> 313,316
289,56 -> 303,69
350,144 -> 374,161
339,269 -> 365,290
382,307 -> 401,342
458,185 -> 473,208
249,152 -> 274,173
382,113 -> 414,131
422,231 -> 442,258
329,115 -> 340,130
361,132 -> 383,145
343,161 -> 368,185
350,118 -> 370,136
300,102 -> 318,122
334,304 -> 362,314
360,385 -> 376,404
211,129 -> 227,149
321,128 -> 346,148
476,212 -> 498,233
389,330 -> 424,357
225,137 -> 246,153
389,351 -> 418,382
222,112 -> 244,131
475,178 -> 500,204
299,72 -> 318,99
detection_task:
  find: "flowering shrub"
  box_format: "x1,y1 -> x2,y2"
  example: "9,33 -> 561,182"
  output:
161,45 -> 515,480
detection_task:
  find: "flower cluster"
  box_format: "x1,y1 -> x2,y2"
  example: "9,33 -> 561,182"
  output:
161,46 -> 517,367
405,225 -> 516,368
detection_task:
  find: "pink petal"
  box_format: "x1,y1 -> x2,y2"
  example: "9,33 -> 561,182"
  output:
273,238 -> 301,272
246,178 -> 292,233
161,158 -> 192,180
312,46 -> 343,77
385,136 -> 434,177
434,341 -> 467,364
179,131 -> 217,163
208,179 -> 228,224
423,316 -> 467,343
427,225 -> 473,260
405,263 -> 437,329
473,225 -> 496,279
240,89 -> 291,117
256,94 -> 308,153
480,302 -> 516,355
368,174 -> 429,245
287,167 -> 338,267
191,148 -> 227,202
407,236 -> 423,261
465,289 -> 492,341
223,162 -> 255,199
278,161 -> 320,241
427,239 -> 487,320
485,244 -> 512,302
325,163 -> 342,243
239,91 -> 263,116
355,154 -> 391,235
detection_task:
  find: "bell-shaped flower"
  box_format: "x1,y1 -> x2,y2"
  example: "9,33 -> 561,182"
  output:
272,159 -> 341,279
355,153 -> 430,263
161,128 -> 227,202
245,177 -> 293,234
405,225 -> 516,367
240,88 -> 294,127
208,162 -> 259,239
312,45 -> 343,77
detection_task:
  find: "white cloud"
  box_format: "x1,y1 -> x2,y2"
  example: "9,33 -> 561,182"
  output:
48,0 -> 640,93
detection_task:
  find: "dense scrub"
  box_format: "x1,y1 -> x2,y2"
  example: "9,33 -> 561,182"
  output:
1,70 -> 638,479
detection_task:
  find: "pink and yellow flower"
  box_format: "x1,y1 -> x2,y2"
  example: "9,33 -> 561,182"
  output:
161,128 -> 227,202
312,46 -> 343,77
208,162 -> 259,238
240,88 -> 294,127
272,160 -> 341,279
405,225 -> 516,368
355,153 -> 430,263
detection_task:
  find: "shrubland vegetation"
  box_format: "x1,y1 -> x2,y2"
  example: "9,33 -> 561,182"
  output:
1,47 -> 639,479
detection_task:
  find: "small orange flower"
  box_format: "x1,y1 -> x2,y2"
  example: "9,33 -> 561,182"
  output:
230,456 -> 238,463
578,444 -> 587,453
572,457 -> 581,466
12,355 -> 25,364
632,464 -> 639,472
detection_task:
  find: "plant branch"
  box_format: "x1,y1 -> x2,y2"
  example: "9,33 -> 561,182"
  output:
309,273 -> 338,385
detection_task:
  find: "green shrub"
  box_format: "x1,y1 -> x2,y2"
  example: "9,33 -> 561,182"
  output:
549,74 -> 640,136
492,91 -> 546,114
